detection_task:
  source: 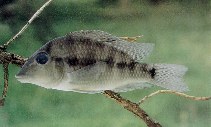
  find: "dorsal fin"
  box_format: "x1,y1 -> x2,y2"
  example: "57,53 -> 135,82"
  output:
68,30 -> 154,62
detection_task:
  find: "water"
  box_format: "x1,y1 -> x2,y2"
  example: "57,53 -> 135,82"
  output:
0,0 -> 211,126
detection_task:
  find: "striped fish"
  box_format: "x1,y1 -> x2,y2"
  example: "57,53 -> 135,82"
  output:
15,30 -> 188,93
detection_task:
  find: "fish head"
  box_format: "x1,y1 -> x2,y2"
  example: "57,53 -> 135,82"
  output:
16,46 -> 65,89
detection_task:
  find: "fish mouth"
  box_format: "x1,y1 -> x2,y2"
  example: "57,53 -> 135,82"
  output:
16,68 -> 29,79
15,72 -> 26,79
15,74 -> 23,79
15,74 -> 29,83
15,75 -> 24,82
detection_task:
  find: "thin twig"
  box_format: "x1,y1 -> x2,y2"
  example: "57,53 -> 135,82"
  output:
0,51 -> 26,67
3,0 -> 53,48
0,63 -> 9,106
139,90 -> 211,105
104,90 -> 162,127
0,98 -> 5,106
0,0 -> 52,106
0,51 -> 25,106
120,35 -> 143,42
2,63 -> 9,98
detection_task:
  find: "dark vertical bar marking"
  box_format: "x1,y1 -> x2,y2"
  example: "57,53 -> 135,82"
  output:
45,42 -> 52,54
67,57 -> 79,66
116,62 -> 127,69
80,58 -> 96,66
149,68 -> 156,78
54,57 -> 64,69
105,57 -> 115,67
128,62 -> 136,71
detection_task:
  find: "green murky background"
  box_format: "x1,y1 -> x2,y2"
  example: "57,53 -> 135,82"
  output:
0,0 -> 211,126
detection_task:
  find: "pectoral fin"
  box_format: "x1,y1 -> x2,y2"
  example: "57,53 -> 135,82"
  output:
67,62 -> 107,83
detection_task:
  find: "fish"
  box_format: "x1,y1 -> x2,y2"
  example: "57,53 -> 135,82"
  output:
15,30 -> 189,93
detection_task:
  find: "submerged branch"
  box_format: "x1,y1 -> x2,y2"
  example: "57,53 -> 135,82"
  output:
0,51 -> 26,66
2,63 -> 9,98
0,63 -> 9,106
0,0 -> 51,106
120,35 -> 143,42
0,51 -> 24,106
139,90 -> 211,105
3,0 -> 53,48
104,90 -> 162,127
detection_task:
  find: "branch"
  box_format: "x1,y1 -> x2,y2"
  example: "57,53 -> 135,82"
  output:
139,90 -> 211,105
0,63 -> 9,106
3,0 -> 53,48
0,0 -> 52,106
120,35 -> 143,42
0,51 -> 25,105
0,51 -> 26,66
104,90 -> 162,127
2,63 -> 9,97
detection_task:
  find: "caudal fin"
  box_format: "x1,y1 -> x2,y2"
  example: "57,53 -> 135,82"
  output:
151,64 -> 189,92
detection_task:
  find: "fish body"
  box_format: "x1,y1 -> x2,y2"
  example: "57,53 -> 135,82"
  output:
16,30 -> 188,93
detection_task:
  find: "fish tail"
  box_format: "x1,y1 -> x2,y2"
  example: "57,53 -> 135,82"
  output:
149,64 -> 189,92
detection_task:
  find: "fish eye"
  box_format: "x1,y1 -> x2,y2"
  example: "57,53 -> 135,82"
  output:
36,52 -> 49,64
